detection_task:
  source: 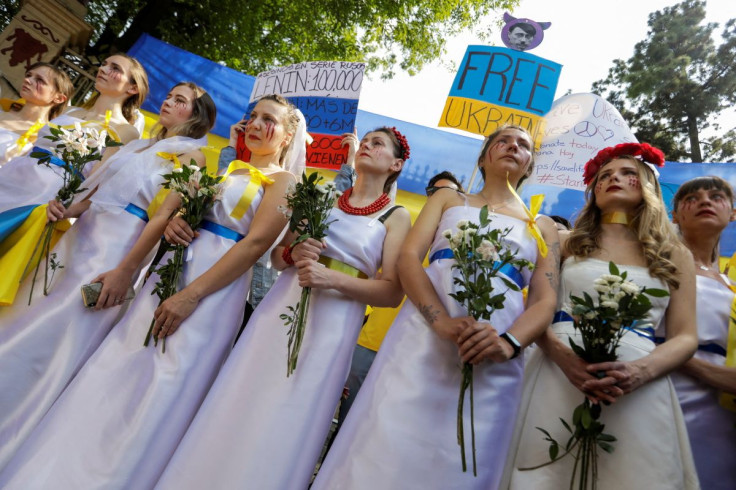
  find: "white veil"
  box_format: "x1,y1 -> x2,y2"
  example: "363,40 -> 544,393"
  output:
281,109 -> 309,176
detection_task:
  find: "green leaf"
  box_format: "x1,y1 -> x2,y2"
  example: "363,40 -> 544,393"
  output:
581,405 -> 592,429
609,261 -> 620,276
549,443 -> 559,461
598,441 -> 615,453
644,288 -> 669,297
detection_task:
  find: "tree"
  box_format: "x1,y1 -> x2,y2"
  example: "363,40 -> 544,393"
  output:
79,0 -> 519,79
592,0 -> 736,162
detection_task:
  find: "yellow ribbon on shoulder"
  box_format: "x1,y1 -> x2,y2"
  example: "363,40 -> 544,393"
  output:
13,119 -> 44,156
506,174 -> 548,257
54,110 -> 121,143
146,152 -> 184,218
224,160 -> 275,220
720,283 -> 736,411
0,205 -> 71,306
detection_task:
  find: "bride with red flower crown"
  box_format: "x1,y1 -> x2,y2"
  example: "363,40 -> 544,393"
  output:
156,126 -> 412,489
502,142 -> 700,489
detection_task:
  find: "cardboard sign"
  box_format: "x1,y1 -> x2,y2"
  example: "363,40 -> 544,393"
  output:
241,61 -> 365,170
527,93 -> 637,190
439,46 -> 561,147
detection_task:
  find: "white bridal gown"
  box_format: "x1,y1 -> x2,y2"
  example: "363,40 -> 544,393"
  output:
156,207 -> 387,490
0,136 -> 204,473
313,204 -> 537,490
502,257 -> 699,490
668,275 -> 736,489
0,164 -> 271,489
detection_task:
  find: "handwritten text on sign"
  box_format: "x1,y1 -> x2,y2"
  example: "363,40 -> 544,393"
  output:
439,46 -> 561,146
248,61 -> 366,170
527,93 -> 636,190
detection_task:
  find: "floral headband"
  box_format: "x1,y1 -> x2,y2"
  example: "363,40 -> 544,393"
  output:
388,126 -> 411,161
582,142 -> 665,185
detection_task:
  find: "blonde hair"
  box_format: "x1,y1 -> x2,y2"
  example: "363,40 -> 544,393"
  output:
84,53 -> 149,125
566,156 -> 682,289
152,82 -> 216,140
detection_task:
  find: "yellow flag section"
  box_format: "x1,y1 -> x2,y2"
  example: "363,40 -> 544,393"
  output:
0,206 -> 70,306
439,96 -> 546,150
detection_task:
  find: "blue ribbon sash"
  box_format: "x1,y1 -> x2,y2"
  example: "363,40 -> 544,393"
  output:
429,247 -> 525,289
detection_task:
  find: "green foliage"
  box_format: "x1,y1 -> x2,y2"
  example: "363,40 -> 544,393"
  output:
592,0 -> 736,162
84,0 -> 519,78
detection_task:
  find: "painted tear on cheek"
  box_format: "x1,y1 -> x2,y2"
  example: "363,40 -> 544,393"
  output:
265,121 -> 274,141
627,177 -> 640,189
595,181 -> 604,194
244,119 -> 254,131
107,70 -> 122,81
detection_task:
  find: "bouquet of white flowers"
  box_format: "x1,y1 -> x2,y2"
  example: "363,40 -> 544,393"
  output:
144,161 -> 224,352
445,205 -> 535,476
24,123 -> 120,303
280,172 -> 340,377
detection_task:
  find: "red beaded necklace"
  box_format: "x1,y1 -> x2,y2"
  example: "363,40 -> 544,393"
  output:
337,188 -> 390,216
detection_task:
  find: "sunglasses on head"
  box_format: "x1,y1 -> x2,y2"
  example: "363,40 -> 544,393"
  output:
425,185 -> 455,197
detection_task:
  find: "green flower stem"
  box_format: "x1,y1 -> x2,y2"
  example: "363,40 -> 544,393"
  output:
287,286 -> 312,376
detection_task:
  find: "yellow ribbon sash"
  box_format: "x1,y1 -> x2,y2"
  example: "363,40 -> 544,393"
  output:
720,283 -> 736,411
506,174 -> 548,257
224,160 -> 275,220
12,119 -> 44,157
318,255 -> 368,279
53,110 -> 121,142
146,152 -> 185,218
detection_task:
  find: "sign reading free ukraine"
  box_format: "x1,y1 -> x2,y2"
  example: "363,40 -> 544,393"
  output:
439,46 -> 561,147
238,61 -> 365,170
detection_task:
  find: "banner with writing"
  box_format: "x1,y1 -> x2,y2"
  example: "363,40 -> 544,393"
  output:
240,61 -> 365,170
439,45 -> 561,147
527,93 -> 637,190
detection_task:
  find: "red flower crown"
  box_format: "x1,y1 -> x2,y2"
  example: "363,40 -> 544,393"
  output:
388,126 -> 411,161
583,142 -> 665,185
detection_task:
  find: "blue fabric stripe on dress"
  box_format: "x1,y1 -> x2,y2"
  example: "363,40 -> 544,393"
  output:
429,247 -> 525,289
200,220 -> 244,242
31,146 -> 83,179
554,310 -> 656,341
124,203 -> 149,222
0,204 -> 38,242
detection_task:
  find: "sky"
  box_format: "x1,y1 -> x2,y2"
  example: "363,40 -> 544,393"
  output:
357,0 -> 735,140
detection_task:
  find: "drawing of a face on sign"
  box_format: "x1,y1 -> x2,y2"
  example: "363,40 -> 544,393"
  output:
501,13 -> 550,52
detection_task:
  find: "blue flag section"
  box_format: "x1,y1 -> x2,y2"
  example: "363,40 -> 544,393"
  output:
128,34 -> 736,255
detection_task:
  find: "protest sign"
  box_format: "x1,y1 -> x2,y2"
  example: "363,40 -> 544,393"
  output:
527,93 -> 637,190
239,61 -> 365,169
439,45 -> 561,148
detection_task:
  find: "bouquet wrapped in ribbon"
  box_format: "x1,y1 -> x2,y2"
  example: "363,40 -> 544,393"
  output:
24,123 -> 120,304
445,205 -> 534,476
144,161 -> 224,352
522,262 -> 668,489
280,172 -> 340,377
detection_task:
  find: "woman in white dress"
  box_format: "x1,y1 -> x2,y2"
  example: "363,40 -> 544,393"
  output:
156,126 -> 412,490
312,125 -> 559,490
665,176 -> 736,489
0,62 -> 73,165
0,53 -> 148,305
0,94 -> 303,489
502,143 -> 700,489
0,82 -> 214,474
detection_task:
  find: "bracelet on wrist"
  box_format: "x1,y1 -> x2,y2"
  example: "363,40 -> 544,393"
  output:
281,245 -> 295,266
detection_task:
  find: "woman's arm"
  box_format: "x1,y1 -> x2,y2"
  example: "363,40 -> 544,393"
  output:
584,245 -> 698,396
680,357 -> 736,393
91,190 -> 182,309
396,189 -> 477,342
294,207 -> 411,307
153,171 -> 295,336
457,216 -> 561,364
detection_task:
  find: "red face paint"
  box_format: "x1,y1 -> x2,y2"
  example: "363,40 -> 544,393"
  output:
595,181 -> 604,194
265,121 -> 274,141
627,176 -> 640,189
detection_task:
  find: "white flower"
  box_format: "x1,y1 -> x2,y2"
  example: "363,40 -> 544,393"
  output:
600,274 -> 623,283
475,239 -> 499,262
315,183 -> 328,194
456,219 -> 469,230
620,281 -> 640,295
442,229 -> 452,240
594,278 -> 609,286
584,311 -> 597,320
601,300 -> 619,310
465,228 -> 477,237
593,284 -> 610,294
172,167 -> 184,173
277,204 -> 293,218
212,184 -> 225,201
